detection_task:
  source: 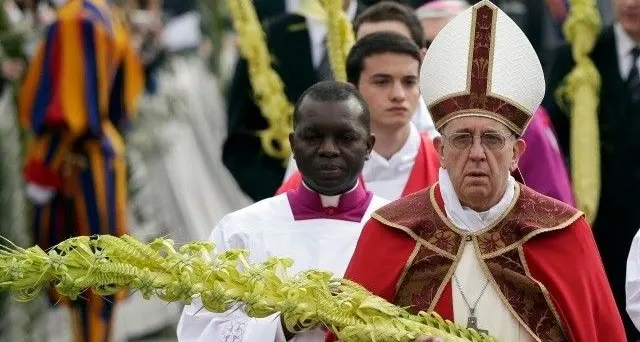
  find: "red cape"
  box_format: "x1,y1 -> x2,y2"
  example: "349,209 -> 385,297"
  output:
277,133 -> 439,197
326,185 -> 625,342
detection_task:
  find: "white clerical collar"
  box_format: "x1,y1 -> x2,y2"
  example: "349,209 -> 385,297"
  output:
614,23 -> 640,78
438,168 -> 516,233
365,123 -> 421,178
302,180 -> 359,207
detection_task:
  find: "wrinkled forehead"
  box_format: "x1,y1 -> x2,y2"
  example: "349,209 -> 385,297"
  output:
440,115 -> 513,135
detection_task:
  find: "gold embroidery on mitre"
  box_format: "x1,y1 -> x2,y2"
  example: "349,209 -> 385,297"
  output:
428,2 -> 532,135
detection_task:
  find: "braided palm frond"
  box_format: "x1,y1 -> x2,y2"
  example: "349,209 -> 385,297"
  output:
0,234 -> 500,342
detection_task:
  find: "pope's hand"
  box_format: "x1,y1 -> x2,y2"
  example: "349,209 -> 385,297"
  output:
414,337 -> 444,342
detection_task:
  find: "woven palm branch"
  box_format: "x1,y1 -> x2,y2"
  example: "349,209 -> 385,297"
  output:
0,234 -> 500,342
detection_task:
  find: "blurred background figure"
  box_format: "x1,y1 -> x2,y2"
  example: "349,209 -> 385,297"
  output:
415,0 -> 469,47
129,0 -> 251,244
545,0 -> 640,338
18,1 -> 144,342
222,0 -> 366,202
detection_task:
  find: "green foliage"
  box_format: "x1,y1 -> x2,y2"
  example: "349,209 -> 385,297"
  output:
0,234 -> 500,342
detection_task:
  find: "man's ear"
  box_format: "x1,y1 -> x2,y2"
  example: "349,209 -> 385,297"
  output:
419,47 -> 427,61
365,134 -> 376,159
289,132 -> 295,154
510,138 -> 527,172
434,136 -> 444,155
433,136 -> 446,168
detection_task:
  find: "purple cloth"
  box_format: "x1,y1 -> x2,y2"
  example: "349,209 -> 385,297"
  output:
286,182 -> 373,222
520,107 -> 575,206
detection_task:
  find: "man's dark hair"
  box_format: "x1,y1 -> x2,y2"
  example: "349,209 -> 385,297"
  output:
293,81 -> 371,132
346,32 -> 421,86
353,1 -> 426,48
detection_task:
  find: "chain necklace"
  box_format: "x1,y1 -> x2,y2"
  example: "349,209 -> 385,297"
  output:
453,275 -> 490,334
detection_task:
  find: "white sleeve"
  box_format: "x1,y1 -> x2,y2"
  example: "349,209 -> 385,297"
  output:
626,227 -> 640,331
176,219 -> 288,342
176,301 -> 288,342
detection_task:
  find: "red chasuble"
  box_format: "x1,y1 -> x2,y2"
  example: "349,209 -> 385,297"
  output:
276,133 -> 439,197
326,183 -> 626,342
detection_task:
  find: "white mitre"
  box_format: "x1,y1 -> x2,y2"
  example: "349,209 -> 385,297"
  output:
419,0 -> 544,136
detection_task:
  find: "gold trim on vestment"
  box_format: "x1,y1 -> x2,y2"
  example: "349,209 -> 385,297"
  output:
518,246 -> 567,341
475,243 -> 542,342
395,243 -> 421,293
371,212 -> 456,260
430,242 -> 466,312
481,209 -> 583,259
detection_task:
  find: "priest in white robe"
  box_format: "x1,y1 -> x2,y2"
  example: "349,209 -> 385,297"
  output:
328,2 -> 625,341
278,32 -> 440,201
177,81 -> 389,342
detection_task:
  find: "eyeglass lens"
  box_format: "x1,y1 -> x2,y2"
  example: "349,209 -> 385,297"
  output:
449,132 -> 506,151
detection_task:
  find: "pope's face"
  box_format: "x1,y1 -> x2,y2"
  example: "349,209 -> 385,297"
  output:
434,116 -> 526,211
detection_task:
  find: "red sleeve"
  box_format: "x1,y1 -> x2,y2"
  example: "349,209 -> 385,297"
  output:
325,218 -> 416,342
525,217 -> 626,342
276,172 -> 302,195
344,218 -> 417,301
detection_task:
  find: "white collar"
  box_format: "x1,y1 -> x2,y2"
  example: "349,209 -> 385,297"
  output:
302,180 -> 359,207
614,23 -> 640,77
366,123 -> 421,174
439,168 -> 516,233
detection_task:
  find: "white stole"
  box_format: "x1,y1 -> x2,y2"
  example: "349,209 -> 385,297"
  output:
438,168 -> 534,342
439,168 -> 515,232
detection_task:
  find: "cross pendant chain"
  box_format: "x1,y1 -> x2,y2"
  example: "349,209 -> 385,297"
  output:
467,309 -> 489,334
454,276 -> 491,335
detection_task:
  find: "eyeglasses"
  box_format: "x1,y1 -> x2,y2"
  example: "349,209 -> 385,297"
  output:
442,132 -> 513,151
